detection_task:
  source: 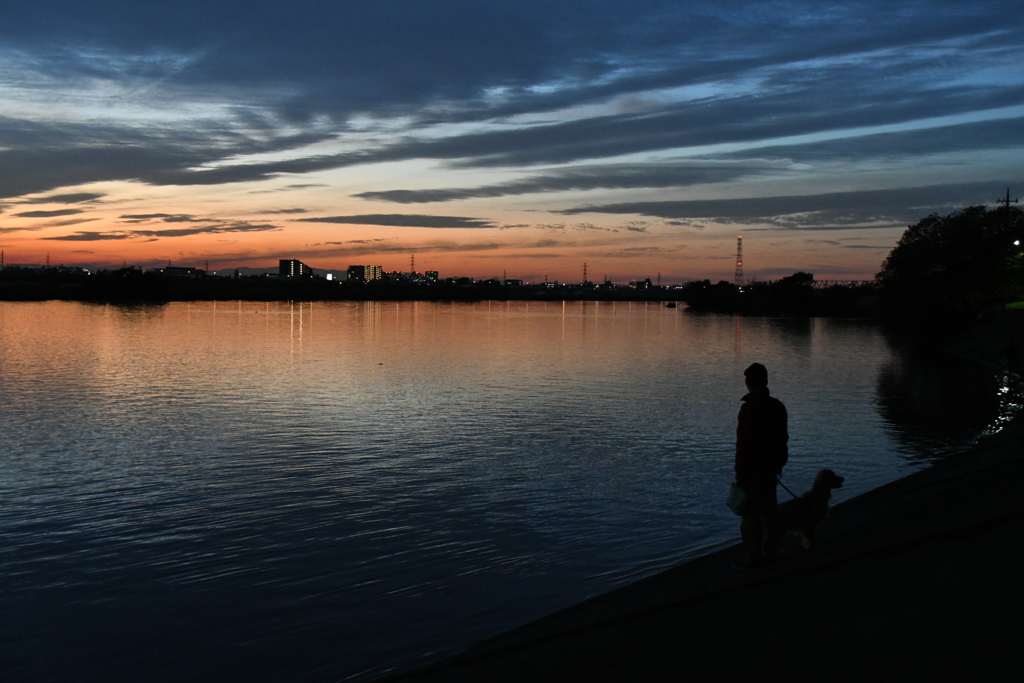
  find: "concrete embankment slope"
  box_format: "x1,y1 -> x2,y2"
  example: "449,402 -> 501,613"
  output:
384,324 -> 1024,682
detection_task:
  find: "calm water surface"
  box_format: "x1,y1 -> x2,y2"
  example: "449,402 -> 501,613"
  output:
0,301 -> 1010,681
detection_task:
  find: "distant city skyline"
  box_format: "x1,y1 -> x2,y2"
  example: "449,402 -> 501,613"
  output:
1,2 -> 1022,282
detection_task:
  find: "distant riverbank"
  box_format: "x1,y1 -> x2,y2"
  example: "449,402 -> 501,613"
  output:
2,267 -> 884,316
0,267 -> 677,303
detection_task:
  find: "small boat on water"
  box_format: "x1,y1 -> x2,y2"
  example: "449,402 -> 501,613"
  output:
665,302 -> 677,308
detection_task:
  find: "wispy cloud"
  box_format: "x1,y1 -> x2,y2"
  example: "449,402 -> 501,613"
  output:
42,222 -> 279,241
298,214 -> 496,229
280,240 -> 507,259
594,246 -> 674,258
353,163 -> 771,203
129,222 -> 279,238
13,208 -> 84,218
119,213 -> 199,222
21,192 -> 104,204
44,231 -> 133,242
43,217 -> 100,228
558,182 -> 1015,229
318,238 -> 388,245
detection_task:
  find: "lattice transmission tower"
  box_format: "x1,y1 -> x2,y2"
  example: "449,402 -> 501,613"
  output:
734,236 -> 744,286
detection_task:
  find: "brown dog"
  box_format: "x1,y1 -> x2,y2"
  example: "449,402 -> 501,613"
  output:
776,469 -> 844,549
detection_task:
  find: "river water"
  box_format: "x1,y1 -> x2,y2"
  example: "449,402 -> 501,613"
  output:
0,300 -> 1011,681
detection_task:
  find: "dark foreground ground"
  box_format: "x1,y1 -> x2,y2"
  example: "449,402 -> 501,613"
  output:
381,324 -> 1024,682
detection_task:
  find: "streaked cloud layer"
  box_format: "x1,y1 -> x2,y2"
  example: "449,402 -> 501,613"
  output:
1,1 -> 1021,281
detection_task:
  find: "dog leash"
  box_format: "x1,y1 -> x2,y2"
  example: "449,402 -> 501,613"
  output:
777,476 -> 801,501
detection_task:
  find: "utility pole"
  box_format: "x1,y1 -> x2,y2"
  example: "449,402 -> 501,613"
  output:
582,262 -> 588,284
996,189 -> 1019,320
997,187 -> 1018,230
410,255 -> 415,273
997,187 -> 1018,211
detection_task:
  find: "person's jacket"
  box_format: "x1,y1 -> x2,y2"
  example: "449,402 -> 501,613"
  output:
735,387 -> 788,477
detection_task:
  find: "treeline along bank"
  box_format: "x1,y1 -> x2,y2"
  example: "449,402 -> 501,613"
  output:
3,205 -> 1021,324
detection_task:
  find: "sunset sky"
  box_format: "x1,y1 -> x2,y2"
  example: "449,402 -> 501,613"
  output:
1,1 -> 1022,283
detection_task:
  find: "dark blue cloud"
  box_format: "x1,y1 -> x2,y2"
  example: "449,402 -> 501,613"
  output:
2,1 -> 680,120
0,0 -> 1021,211
353,163 -> 771,203
4,1 -> 1021,122
0,114 -> 335,198
558,181 -> 1023,229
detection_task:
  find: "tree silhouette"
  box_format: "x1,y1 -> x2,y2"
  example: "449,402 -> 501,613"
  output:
877,205 -> 1024,321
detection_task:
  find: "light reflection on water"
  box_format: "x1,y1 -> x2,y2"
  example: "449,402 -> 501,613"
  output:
0,301 -> 1007,681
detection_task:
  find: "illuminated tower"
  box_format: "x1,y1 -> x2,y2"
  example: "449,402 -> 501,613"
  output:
734,236 -> 743,286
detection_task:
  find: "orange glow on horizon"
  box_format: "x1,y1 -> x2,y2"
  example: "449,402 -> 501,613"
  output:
0,179 -> 893,283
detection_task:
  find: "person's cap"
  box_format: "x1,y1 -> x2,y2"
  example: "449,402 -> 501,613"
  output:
744,362 -> 768,386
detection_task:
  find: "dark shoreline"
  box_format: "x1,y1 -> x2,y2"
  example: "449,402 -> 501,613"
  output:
380,417 -> 1024,682
374,321 -> 1024,682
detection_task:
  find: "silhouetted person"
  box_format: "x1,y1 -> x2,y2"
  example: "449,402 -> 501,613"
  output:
734,362 -> 788,569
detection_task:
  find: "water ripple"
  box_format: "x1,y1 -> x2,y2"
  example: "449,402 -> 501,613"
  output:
0,301 -> 1009,681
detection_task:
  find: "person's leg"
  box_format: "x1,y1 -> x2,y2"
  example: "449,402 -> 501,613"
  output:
739,474 -> 773,562
740,507 -> 764,562
761,481 -> 779,560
